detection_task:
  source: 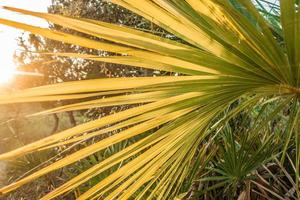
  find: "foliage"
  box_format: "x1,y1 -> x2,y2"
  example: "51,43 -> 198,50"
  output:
0,0 -> 300,199
15,0 -> 164,122
0,104 -> 84,199
15,0 -> 161,88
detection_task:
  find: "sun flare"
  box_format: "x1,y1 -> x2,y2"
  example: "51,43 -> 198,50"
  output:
0,63 -> 15,84
0,30 -> 17,84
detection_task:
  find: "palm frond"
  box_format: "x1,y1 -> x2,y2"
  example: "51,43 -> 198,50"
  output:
0,1 -> 299,199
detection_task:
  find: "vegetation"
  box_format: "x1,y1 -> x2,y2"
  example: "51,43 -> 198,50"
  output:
15,0 -> 159,87
0,0 -> 299,199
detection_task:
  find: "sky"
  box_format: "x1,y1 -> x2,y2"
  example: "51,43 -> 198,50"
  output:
0,0 -> 50,84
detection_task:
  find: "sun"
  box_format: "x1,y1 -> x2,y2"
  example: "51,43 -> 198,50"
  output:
0,63 -> 16,84
0,33 -> 17,84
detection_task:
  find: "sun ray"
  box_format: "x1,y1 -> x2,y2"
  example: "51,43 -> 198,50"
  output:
0,65 -> 15,84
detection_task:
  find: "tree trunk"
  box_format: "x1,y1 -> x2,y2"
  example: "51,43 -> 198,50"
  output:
67,111 -> 76,126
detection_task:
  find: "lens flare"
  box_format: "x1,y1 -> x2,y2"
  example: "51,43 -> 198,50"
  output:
0,65 -> 15,84
0,40 -> 17,84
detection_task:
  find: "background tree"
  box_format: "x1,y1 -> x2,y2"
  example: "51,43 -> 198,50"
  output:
15,0 -> 165,87
14,0 -> 170,122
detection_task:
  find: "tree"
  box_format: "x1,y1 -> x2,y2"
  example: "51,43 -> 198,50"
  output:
15,0 -> 165,123
15,0 -> 164,87
0,0 -> 299,199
